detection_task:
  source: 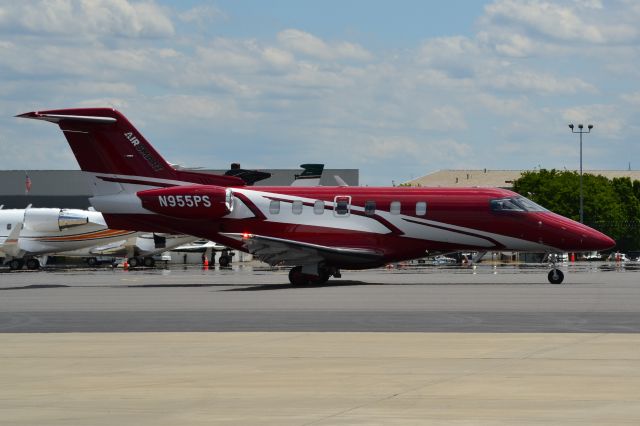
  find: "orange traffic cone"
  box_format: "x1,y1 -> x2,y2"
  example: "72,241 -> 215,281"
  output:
123,260 -> 129,270
203,258 -> 209,270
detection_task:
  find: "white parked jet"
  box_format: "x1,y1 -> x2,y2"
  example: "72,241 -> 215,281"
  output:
0,206 -> 134,269
60,232 -> 197,267
0,207 -> 196,269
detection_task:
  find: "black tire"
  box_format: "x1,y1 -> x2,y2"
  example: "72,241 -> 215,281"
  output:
26,258 -> 40,270
288,266 -> 309,285
143,257 -> 155,267
128,257 -> 139,268
310,269 -> 330,285
87,257 -> 98,267
548,269 -> 564,284
9,259 -> 22,270
288,266 -> 330,286
219,255 -> 230,267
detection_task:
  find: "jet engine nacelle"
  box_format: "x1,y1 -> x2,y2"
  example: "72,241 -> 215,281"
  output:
23,208 -> 90,232
137,185 -> 233,219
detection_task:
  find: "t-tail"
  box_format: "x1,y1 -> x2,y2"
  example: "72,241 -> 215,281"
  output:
18,108 -> 246,232
291,163 -> 324,186
17,108 -> 245,195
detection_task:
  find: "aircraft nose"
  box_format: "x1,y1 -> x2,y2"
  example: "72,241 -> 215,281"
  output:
576,223 -> 616,251
541,212 -> 616,251
590,230 -> 616,251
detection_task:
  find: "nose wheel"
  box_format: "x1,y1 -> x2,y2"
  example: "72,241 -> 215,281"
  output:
547,269 -> 564,284
547,253 -> 565,284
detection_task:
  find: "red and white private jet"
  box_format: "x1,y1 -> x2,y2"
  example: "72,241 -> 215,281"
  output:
18,108 -> 615,284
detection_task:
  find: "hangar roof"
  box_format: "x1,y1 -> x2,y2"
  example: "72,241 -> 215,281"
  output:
404,169 -> 640,189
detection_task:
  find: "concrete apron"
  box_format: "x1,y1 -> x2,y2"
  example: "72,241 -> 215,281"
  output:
1,332 -> 639,425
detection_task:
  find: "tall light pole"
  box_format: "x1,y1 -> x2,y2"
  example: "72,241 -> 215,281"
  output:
568,123 -> 593,224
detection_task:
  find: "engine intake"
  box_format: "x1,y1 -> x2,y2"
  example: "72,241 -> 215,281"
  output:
24,208 -> 89,232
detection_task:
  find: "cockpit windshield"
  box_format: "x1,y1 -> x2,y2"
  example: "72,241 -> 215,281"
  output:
490,196 -> 548,213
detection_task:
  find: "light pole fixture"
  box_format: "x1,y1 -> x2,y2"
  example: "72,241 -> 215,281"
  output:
568,123 -> 593,224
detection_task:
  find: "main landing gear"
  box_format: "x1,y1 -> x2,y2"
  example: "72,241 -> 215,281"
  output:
8,259 -> 24,270
7,258 -> 39,270
288,265 -> 340,286
127,256 -> 156,268
547,254 -> 564,284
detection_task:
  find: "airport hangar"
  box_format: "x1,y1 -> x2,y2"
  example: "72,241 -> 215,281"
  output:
5,167 -> 640,209
0,168 -> 359,209
403,168 -> 640,188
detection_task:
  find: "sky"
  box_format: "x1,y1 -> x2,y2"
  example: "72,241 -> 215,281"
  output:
1,0 -> 639,185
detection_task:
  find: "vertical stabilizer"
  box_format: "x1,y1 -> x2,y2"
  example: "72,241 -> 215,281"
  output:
17,108 -> 245,189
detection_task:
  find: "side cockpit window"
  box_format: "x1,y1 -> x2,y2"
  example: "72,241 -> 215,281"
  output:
515,196 -> 548,212
490,198 -> 524,212
490,196 -> 547,212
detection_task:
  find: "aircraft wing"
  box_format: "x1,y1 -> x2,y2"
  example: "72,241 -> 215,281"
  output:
221,233 -> 383,267
1,222 -> 24,257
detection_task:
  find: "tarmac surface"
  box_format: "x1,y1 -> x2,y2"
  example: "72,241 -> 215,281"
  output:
1,262 -> 639,333
2,262 -> 640,425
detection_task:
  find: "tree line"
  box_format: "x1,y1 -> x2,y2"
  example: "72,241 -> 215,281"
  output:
513,169 -> 640,251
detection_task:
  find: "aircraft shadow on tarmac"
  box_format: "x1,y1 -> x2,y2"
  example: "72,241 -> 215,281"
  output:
0,280 -> 588,292
0,284 -> 70,291
221,280 -> 375,291
219,280 -> 558,291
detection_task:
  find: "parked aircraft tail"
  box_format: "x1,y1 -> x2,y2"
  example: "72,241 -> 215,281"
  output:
17,108 -> 245,190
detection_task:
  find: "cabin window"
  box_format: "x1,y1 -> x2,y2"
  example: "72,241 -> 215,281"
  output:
334,196 -> 351,216
416,201 -> 427,216
390,201 -> 401,215
364,200 -> 376,216
269,200 -> 280,214
292,200 -> 303,215
314,200 -> 325,215
6,224 -> 10,230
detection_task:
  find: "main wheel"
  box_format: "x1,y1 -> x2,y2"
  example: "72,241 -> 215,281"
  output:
288,266 -> 309,286
288,266 -> 330,286
87,257 -> 98,267
128,257 -> 139,268
143,257 -> 155,267
310,269 -> 330,285
548,269 -> 564,284
26,258 -> 40,270
9,259 -> 22,270
219,255 -> 230,267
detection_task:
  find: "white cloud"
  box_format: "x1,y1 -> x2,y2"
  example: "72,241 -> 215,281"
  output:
621,91 -> 640,105
482,0 -> 638,44
2,3 -> 639,182
0,0 -> 174,38
562,104 -> 624,138
178,4 -> 225,26
277,29 -> 372,61
485,70 -> 595,94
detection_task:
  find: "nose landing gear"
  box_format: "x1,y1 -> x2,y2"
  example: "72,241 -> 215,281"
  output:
547,254 -> 565,284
